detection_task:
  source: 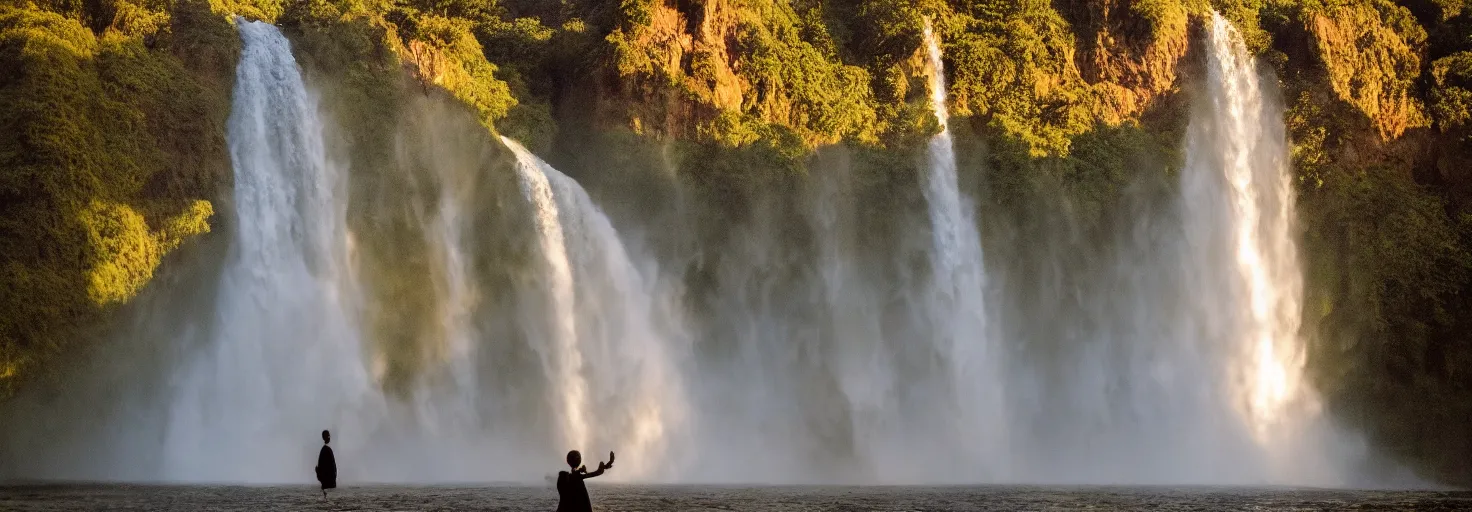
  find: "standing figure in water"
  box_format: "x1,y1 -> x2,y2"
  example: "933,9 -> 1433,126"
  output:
556,450 -> 614,512
315,430 -> 337,498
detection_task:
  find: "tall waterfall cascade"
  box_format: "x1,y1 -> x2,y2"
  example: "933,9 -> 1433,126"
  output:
160,20 -> 379,482
502,137 -> 687,480
1180,12 -> 1330,479
505,136 -> 592,454
919,17 -> 1008,478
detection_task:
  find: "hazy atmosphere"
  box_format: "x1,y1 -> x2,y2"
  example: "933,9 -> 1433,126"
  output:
3,0 -> 1471,496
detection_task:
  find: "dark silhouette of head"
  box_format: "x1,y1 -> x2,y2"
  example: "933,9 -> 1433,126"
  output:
322,430 -> 331,444
566,450 -> 581,469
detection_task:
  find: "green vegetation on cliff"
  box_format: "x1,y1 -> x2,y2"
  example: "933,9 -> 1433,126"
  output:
605,0 -> 879,148
0,0 -> 230,396
1266,0 -> 1472,486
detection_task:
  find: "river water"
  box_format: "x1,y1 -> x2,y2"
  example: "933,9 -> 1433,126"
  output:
2,484 -> 1468,511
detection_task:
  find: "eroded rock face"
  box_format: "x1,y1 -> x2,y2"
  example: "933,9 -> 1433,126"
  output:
601,0 -> 877,147
1061,0 -> 1190,122
1305,0 -> 1429,140
600,1 -> 714,141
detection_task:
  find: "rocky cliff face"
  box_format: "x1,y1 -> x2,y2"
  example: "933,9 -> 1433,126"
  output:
1307,0 -> 1429,140
1064,0 -> 1190,122
600,0 -> 879,149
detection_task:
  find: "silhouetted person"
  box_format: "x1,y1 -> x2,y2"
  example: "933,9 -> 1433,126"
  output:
315,430 -> 336,499
556,450 -> 614,512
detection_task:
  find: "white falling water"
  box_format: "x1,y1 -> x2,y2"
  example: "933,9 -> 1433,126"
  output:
991,13 -> 1343,485
505,137 -> 592,454
810,152 -> 896,481
161,20 -> 380,482
149,23 -> 687,482
502,137 -> 687,480
919,17 -> 1007,478
1181,12 -> 1320,477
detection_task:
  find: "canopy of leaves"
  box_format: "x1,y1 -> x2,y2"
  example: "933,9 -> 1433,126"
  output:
0,0 -> 229,396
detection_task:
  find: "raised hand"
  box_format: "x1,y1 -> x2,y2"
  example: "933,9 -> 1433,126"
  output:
608,451 -> 616,468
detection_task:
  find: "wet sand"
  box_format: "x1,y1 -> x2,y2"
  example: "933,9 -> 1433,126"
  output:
1,484 -> 1469,511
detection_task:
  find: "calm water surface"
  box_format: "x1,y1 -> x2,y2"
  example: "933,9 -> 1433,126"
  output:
1,484 -> 1469,511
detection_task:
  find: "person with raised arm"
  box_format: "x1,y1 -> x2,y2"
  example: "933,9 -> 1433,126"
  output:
555,450 -> 614,512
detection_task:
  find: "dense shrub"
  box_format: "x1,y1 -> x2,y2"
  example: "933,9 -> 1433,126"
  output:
0,1 -> 229,396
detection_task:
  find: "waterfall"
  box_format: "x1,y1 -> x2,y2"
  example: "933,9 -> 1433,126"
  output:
1181,12 -> 1320,474
505,137 -> 592,453
151,22 -> 686,481
502,137 -> 686,480
919,17 -> 1006,477
992,12 -> 1342,485
0,18 -> 686,483
161,20 -> 378,482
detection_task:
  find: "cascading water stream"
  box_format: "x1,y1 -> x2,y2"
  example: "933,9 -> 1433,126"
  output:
162,20 -> 378,482
999,12 -> 1341,485
502,137 -> 686,480
919,18 -> 1007,477
156,23 -> 687,481
1184,12 -> 1317,466
503,136 -> 592,454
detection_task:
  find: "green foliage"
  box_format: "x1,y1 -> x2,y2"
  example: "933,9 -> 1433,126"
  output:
941,0 -> 1190,157
1430,51 -> 1472,133
1299,162 -> 1472,483
1210,0 -> 1275,52
1135,0 -> 1190,36
1306,168 -> 1468,332
732,7 -> 879,145
475,15 -> 556,149
79,199 -> 210,305
209,0 -> 284,21
604,0 -> 879,152
279,0 -> 519,133
389,10 -> 515,128
944,1 -> 1095,156
478,16 -> 552,66
0,0 -> 230,396
1292,0 -> 1429,139
1284,91 -> 1334,185
617,0 -> 654,29
1400,0 -> 1468,23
